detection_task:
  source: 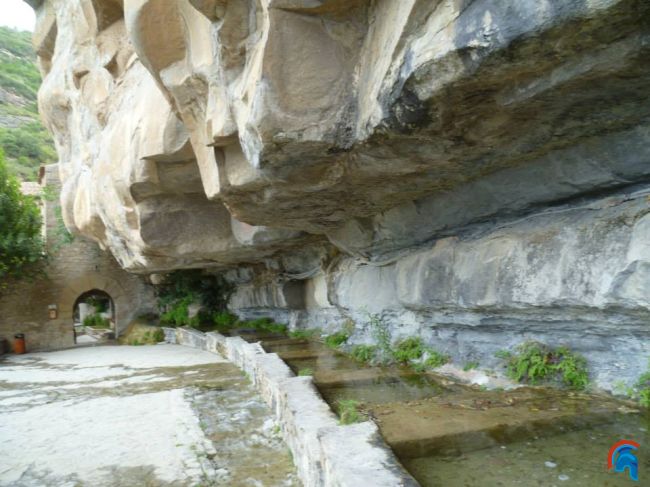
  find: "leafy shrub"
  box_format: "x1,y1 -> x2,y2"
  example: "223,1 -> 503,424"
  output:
83,314 -> 110,329
86,295 -> 109,313
498,342 -> 589,390
463,361 -> 480,371
337,399 -> 364,425
212,311 -> 238,331
155,270 -> 233,327
424,349 -> 450,368
554,346 -> 589,390
152,328 -> 165,343
392,337 -> 425,363
0,150 -> 44,287
634,360 -> 650,408
324,331 -> 349,349
351,345 -> 377,364
160,296 -> 192,327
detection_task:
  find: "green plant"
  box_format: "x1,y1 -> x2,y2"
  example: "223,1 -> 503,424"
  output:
152,328 -> 165,342
212,311 -> 238,331
85,295 -> 108,313
0,150 -> 44,287
634,361 -> 650,408
336,399 -> 364,425
298,368 -> 313,376
160,296 -> 192,327
289,328 -> 319,339
83,314 -> 110,329
495,350 -> 512,360
411,362 -> 427,373
554,346 -> 589,390
392,337 -> 425,363
612,380 -> 633,397
351,345 -> 377,364
424,349 -> 450,368
324,331 -> 349,349
341,318 -> 356,336
463,361 -> 480,371
244,317 -> 287,334
498,342 -> 589,390
155,270 -> 233,327
367,313 -> 391,360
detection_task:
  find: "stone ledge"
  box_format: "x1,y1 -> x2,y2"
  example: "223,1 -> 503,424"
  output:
165,326 -> 418,487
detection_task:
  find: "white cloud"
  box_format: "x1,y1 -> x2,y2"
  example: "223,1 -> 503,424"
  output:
1,0 -> 36,32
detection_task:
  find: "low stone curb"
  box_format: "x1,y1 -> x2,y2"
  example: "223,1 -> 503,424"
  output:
164,327 -> 419,487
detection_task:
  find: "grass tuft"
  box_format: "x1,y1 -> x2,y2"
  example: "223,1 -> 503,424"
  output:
337,399 -> 364,425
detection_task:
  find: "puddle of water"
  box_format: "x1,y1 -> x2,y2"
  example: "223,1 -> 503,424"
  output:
284,354 -> 360,375
402,412 -> 649,487
319,373 -> 450,405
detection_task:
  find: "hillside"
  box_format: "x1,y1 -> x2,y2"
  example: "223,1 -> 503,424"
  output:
0,26 -> 56,181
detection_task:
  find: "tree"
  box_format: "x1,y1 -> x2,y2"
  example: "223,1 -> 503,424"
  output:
0,149 -> 44,286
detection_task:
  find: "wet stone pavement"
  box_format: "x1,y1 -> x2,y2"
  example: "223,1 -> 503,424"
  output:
0,345 -> 299,487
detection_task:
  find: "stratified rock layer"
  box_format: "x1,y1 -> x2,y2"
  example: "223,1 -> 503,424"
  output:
33,0 -> 650,389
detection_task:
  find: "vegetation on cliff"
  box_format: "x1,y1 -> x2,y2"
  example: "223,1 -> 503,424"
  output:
0,27 -> 56,180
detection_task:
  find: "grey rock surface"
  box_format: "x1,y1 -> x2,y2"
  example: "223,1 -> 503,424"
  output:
32,0 -> 650,390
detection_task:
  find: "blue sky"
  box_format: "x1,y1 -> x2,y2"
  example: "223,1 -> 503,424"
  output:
2,0 -> 35,32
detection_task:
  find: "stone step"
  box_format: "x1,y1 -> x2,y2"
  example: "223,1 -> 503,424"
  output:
370,388 -> 638,459
261,337 -> 310,347
313,367 -> 422,388
227,330 -> 286,342
277,349 -> 337,360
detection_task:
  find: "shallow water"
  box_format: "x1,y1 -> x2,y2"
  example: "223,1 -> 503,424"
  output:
189,385 -> 299,486
403,412 -> 649,487
319,373 -> 449,405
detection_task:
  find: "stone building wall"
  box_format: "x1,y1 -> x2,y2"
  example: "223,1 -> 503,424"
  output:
0,164 -> 156,352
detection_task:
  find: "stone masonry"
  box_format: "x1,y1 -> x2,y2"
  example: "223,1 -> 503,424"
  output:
0,164 -> 156,353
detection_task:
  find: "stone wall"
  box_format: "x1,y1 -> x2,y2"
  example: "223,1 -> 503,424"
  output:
0,165 -> 156,352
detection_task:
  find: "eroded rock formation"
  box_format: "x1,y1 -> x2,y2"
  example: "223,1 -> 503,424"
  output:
32,0 -> 650,388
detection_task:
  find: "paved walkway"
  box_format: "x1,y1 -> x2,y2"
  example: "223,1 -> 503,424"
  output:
0,345 -> 298,486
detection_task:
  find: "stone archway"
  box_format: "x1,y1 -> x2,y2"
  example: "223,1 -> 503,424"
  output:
57,274 -> 130,336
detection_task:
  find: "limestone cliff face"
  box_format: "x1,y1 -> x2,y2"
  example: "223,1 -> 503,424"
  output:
32,0 -> 650,388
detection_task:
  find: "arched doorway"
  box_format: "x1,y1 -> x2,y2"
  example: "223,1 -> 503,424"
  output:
56,274 -> 134,343
72,289 -> 116,344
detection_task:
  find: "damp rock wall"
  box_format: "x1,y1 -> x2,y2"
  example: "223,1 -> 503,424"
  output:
30,0 -> 650,389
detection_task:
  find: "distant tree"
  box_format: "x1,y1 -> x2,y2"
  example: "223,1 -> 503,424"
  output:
0,149 -> 44,287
